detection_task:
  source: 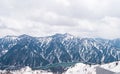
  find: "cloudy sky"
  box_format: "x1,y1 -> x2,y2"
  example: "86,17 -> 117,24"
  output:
0,0 -> 120,39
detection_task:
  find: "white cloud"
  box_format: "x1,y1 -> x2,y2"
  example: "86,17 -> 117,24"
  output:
0,0 -> 120,39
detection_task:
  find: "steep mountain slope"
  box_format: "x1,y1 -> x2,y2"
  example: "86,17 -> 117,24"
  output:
0,35 -> 17,57
0,33 -> 120,70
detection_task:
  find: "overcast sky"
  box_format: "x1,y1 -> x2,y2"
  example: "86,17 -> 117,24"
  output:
0,0 -> 120,39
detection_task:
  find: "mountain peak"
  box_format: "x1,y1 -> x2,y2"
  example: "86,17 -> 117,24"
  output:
18,34 -> 33,38
52,33 -> 73,37
63,33 -> 72,36
19,34 -> 30,37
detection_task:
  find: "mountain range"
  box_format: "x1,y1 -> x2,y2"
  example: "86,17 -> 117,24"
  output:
0,33 -> 120,71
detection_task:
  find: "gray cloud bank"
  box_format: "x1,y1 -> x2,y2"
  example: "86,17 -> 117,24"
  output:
0,0 -> 120,39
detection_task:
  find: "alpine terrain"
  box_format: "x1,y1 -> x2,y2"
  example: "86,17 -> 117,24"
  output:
0,33 -> 120,73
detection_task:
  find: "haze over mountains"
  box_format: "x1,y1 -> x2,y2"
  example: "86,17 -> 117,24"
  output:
0,33 -> 120,72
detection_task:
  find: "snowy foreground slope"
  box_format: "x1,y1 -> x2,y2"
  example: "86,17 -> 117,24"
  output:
63,61 -> 120,74
0,66 -> 53,74
63,63 -> 96,74
0,61 -> 120,74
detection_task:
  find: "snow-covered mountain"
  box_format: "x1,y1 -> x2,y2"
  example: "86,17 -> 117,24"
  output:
0,33 -> 120,72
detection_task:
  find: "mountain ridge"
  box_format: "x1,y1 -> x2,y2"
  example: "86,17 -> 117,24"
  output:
0,33 -> 120,70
